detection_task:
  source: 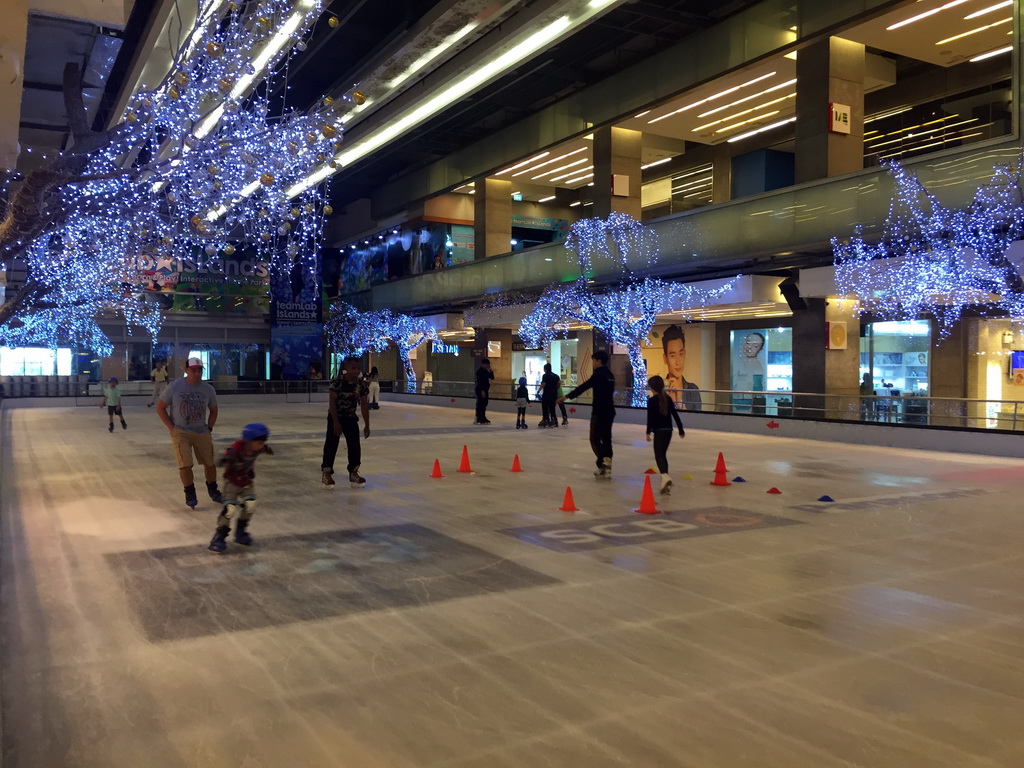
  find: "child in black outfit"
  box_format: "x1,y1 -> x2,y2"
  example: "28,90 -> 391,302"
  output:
515,376 -> 530,429
646,376 -> 685,495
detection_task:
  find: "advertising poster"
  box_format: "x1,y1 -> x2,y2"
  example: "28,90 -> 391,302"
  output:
640,324 -> 707,411
138,247 -> 270,314
270,252 -> 323,380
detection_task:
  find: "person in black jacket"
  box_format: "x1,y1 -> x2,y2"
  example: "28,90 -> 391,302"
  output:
538,362 -> 561,428
558,349 -> 616,478
646,375 -> 685,495
474,358 -> 494,424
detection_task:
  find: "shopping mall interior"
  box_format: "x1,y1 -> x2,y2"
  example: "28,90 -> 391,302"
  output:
1,0 -> 1023,765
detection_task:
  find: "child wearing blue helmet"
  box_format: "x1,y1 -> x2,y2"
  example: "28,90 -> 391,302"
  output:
209,423 -> 273,553
514,376 -> 530,429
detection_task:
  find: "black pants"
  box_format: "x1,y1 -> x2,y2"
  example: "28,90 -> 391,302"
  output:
322,415 -> 361,473
475,390 -> 489,422
652,430 -> 672,474
558,401 -> 568,421
589,413 -> 615,468
541,397 -> 558,423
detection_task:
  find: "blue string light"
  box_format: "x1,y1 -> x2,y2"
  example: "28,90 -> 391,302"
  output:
326,302 -> 437,388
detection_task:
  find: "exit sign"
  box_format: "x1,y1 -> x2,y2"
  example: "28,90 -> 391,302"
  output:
512,193 -> 523,201
829,103 -> 851,134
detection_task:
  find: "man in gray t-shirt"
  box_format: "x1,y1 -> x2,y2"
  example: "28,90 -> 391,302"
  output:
156,357 -> 223,509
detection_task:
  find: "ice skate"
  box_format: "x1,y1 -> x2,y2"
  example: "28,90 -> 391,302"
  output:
108,423 -> 114,432
321,468 -> 336,488
208,525 -> 229,553
183,484 -> 198,509
660,474 -> 673,495
593,457 -> 612,479
561,418 -> 568,425
121,421 -> 127,430
234,519 -> 253,546
349,466 -> 366,487
207,481 -> 223,503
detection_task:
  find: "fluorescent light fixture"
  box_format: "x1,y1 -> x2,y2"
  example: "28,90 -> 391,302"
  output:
936,17 -> 1011,45
696,79 -> 796,119
549,163 -> 593,183
694,93 -> 794,132
388,22 -> 477,89
634,110 -> 650,118
569,201 -> 582,207
970,44 -> 1013,61
864,107 -> 911,123
563,171 -> 594,185
589,0 -> 617,7
641,158 -> 672,169
648,72 -> 776,124
538,195 -> 556,202
512,147 -> 587,177
714,109 -> 781,135
726,116 -> 796,143
965,0 -> 1012,19
887,0 -> 970,30
533,157 -> 589,180
496,151 -> 551,175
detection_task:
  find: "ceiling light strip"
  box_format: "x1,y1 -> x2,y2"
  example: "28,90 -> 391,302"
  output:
965,0 -> 1013,19
696,78 -> 797,119
496,151 -> 551,175
647,72 -> 776,124
512,147 -> 588,177
726,116 -> 796,143
935,17 -> 1011,45
886,0 -> 971,30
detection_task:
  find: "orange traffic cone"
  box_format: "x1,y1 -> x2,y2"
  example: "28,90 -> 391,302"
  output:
429,459 -> 444,478
559,486 -> 579,512
644,467 -> 658,474
710,452 -> 731,487
634,475 -> 661,514
510,454 -> 523,473
457,445 -> 473,473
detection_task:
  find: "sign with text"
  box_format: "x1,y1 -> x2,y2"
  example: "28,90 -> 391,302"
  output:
829,102 -> 851,134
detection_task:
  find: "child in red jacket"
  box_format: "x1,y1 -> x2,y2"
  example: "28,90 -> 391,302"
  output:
208,423 -> 273,553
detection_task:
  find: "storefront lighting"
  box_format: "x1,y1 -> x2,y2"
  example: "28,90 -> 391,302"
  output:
970,44 -> 1013,61
886,0 -> 970,31
388,22 -> 478,89
936,17 -> 1011,46
964,0 -> 1012,18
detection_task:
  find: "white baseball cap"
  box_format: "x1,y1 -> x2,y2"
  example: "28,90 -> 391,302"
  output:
187,357 -> 204,368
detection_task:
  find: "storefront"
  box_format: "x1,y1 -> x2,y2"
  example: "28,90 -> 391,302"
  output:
729,327 -> 793,414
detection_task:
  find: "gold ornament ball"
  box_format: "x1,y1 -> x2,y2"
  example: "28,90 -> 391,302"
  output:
174,72 -> 190,87
206,42 -> 223,57
287,141 -> 299,155
315,153 -> 325,163
323,204 -> 334,215
166,193 -> 177,204
190,215 -> 203,228
322,96 -> 334,106
321,124 -> 337,139
212,180 -> 223,191
305,132 -> 317,145
224,244 -> 236,256
328,159 -> 340,170
260,232 -> 272,241
260,172 -> 275,186
303,204 -> 313,214
139,228 -> 149,238
328,15 -> 340,27
278,224 -> 290,235
207,164 -> 219,175
351,91 -> 366,106
218,77 -> 233,93
126,111 -> 138,124
290,207 -> 301,217
227,1 -> 239,10
168,87 -> 180,101
256,16 -> 271,29
258,209 -> 269,218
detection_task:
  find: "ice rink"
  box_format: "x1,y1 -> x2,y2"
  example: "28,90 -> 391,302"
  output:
1,399 -> 1023,767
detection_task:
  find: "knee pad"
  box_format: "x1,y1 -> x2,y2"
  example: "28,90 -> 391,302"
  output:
220,501 -> 240,520
241,498 -> 257,515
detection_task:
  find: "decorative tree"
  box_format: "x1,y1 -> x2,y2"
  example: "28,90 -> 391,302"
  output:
520,214 -> 736,406
325,302 -> 436,388
834,157 -> 1024,338
0,0 -> 352,354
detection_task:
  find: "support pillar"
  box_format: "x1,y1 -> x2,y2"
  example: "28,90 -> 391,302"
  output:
795,37 -> 865,183
791,299 -> 826,417
711,143 -> 732,204
592,126 -> 641,219
473,177 -> 512,259
824,298 -> 861,419
0,0 -> 29,170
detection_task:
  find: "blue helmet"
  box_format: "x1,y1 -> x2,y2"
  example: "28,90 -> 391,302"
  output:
519,376 -> 527,386
242,423 -> 270,441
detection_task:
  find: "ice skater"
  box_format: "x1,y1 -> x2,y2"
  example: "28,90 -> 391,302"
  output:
646,376 -> 685,495
538,363 -> 561,428
321,356 -> 371,488
208,423 -> 273,553
156,357 -> 223,508
100,377 -> 127,432
515,376 -> 530,429
474,358 -> 493,424
558,350 -> 616,478
148,361 -> 169,407
367,366 -> 381,409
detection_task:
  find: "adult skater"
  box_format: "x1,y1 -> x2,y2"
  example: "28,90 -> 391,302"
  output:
558,349 -> 616,478
157,357 -> 224,508
538,362 -> 561,428
366,366 -> 381,410
474,357 -> 493,424
148,361 -> 169,407
321,356 -> 371,488
646,376 -> 685,495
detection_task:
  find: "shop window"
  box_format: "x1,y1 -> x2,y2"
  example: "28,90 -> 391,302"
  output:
860,320 -> 931,395
729,328 -> 792,414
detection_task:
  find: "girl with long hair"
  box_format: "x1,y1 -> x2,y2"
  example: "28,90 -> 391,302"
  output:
646,375 -> 685,494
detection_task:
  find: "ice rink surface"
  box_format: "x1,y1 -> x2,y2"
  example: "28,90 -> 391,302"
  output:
1,399 -> 1023,767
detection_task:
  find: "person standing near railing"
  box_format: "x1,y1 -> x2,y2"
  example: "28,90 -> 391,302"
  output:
558,349 -> 615,478
367,366 -> 381,410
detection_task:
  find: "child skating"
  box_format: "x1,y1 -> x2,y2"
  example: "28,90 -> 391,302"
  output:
515,376 -> 530,429
646,376 -> 685,495
100,377 -> 127,432
209,423 -> 274,553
